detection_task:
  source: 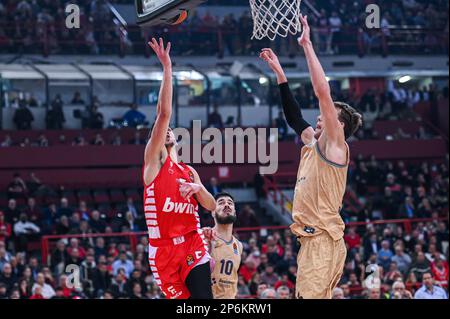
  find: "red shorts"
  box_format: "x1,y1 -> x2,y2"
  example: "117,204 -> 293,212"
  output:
148,230 -> 210,299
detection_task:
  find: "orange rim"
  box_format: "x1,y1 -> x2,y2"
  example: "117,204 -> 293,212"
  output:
171,10 -> 188,25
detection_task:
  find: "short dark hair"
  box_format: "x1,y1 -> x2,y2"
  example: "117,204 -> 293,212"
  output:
214,192 -> 235,202
334,102 -> 363,139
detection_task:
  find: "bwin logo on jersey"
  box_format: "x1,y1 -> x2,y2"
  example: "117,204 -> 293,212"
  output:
162,198 -> 197,214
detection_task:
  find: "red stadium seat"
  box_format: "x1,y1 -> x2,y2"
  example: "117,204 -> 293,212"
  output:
93,190 -> 110,204
77,190 -> 94,204
125,188 -> 141,201
110,189 -> 126,204
61,190 -> 77,205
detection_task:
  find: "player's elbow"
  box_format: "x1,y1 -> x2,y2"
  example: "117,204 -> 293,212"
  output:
158,108 -> 172,119
314,83 -> 331,99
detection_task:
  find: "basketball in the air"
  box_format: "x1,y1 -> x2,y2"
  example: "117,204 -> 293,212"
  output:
168,10 -> 189,25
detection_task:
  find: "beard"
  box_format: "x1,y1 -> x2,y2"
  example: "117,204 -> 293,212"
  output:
215,213 -> 237,225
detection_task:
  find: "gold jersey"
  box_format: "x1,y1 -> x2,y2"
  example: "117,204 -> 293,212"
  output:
290,139 -> 349,241
210,236 -> 243,299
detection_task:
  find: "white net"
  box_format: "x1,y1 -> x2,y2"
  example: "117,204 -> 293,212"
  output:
249,0 -> 302,41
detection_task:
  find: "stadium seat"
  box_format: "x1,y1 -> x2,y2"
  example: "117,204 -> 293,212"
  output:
93,190 -> 110,204
61,190 -> 77,205
125,188 -> 141,201
77,190 -> 94,204
109,189 -> 126,204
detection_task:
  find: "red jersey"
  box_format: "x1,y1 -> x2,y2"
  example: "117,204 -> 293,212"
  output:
143,157 -> 200,245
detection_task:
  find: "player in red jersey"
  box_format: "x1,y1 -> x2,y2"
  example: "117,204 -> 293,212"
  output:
143,38 -> 216,299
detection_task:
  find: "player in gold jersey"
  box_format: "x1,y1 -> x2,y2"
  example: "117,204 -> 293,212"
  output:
260,15 -> 363,299
203,192 -> 242,299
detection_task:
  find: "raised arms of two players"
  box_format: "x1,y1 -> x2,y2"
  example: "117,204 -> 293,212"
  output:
144,38 -> 173,185
298,15 -> 346,151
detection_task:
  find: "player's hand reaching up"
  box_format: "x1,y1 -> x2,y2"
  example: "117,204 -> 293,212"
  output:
259,48 -> 288,83
148,37 -> 172,68
298,14 -> 311,47
259,48 -> 283,74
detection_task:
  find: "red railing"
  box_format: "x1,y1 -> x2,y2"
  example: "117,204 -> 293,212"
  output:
40,217 -> 448,264
262,174 -> 294,216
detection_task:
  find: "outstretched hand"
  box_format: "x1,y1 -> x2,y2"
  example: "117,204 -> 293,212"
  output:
177,179 -> 202,201
259,48 -> 283,74
297,14 -> 311,47
148,37 -> 172,68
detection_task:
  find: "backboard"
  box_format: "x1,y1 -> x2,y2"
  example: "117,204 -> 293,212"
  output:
135,0 -> 206,27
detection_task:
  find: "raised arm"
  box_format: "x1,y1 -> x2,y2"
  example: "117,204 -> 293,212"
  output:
259,48 -> 315,145
298,15 -> 344,145
144,38 -> 173,185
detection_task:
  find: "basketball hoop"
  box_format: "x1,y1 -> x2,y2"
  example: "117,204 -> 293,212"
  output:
249,0 -> 303,41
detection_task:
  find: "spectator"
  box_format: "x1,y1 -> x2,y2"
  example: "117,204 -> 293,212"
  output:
260,264 -> 279,287
124,198 -> 139,220
208,104 -> 224,129
384,262 -> 403,285
332,287 -> 345,299
236,205 -> 260,228
259,287 -> 277,299
274,273 -> 294,291
92,133 -> 105,146
344,227 -> 361,252
414,272 -> 448,299
367,288 -> 382,300
55,216 -> 71,235
391,245 -> 412,274
13,102 -> 34,130
129,130 -> 145,145
0,263 -> 16,294
377,240 -> 394,271
4,199 -> 21,224
51,240 -> 69,274
122,104 -> 146,128
239,255 -> 258,284
24,197 -> 43,226
0,212 -> 12,244
1,135 -> 12,147
431,257 -> 449,287
57,198 -> 73,218
31,272 -> 55,299
390,281 -> 413,299
274,111 -> 288,140
29,285 -> 45,299
92,262 -> 112,296
237,275 -> 251,297
46,95 -> 66,129
71,92 -> 86,105
88,105 -> 104,129
409,252 -> 431,282
13,213 -> 41,252
112,252 -> 134,278
7,173 -> 27,200
275,285 -> 291,299
89,211 -> 107,233
111,133 -> 122,146
329,11 -> 342,53
206,177 -> 222,197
